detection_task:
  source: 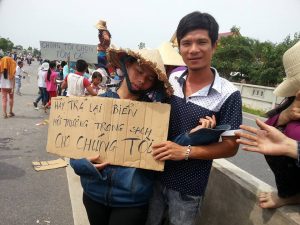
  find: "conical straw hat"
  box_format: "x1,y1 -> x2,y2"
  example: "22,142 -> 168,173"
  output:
107,47 -> 173,96
158,42 -> 185,66
94,20 -> 107,30
274,41 -> 300,97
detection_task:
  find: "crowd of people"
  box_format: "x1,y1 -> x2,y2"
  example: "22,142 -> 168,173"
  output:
31,59 -> 121,112
0,11 -> 299,225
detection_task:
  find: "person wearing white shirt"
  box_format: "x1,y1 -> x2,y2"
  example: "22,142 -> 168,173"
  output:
15,61 -> 25,95
33,62 -> 49,109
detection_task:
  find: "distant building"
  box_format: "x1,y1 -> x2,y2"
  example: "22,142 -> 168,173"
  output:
218,32 -> 236,39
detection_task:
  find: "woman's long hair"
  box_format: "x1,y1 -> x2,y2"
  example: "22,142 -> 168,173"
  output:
266,96 -> 296,118
47,61 -> 56,81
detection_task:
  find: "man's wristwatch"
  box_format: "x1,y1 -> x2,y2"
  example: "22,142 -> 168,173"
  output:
185,145 -> 192,160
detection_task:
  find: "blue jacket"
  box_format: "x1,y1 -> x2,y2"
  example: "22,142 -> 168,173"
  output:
70,91 -> 155,207
70,159 -> 155,207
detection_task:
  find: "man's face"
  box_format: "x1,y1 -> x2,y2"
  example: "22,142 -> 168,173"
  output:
179,29 -> 217,72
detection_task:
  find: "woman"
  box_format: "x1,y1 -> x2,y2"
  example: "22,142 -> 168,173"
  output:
70,47 -> 172,225
238,41 -> 300,209
44,61 -> 58,112
0,56 -> 16,118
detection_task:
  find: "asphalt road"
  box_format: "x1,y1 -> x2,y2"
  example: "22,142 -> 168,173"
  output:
0,61 -> 276,225
0,61 -> 73,225
227,113 -> 276,187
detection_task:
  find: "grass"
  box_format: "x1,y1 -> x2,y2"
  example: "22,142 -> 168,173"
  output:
242,105 -> 267,118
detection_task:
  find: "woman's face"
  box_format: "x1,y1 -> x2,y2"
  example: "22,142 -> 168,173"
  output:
126,62 -> 157,91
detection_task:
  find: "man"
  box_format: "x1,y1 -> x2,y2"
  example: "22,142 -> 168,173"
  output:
61,59 -> 97,96
146,11 -> 242,225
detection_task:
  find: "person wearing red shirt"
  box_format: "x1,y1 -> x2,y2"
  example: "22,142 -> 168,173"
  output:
61,59 -> 97,96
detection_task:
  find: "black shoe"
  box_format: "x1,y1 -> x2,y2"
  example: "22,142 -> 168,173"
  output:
33,102 -> 37,108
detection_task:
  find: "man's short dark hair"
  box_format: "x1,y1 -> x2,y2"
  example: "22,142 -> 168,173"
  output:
61,60 -> 67,68
17,61 -> 23,66
76,59 -> 88,72
176,11 -> 219,46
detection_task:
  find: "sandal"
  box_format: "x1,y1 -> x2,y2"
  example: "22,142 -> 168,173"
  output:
8,112 -> 15,117
3,113 -> 8,119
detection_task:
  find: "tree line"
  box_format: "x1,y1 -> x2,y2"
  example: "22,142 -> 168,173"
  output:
212,27 -> 300,86
0,37 -> 40,57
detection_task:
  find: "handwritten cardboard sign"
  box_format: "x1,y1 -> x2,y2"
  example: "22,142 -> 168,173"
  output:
46,97 -> 170,171
40,41 -> 97,63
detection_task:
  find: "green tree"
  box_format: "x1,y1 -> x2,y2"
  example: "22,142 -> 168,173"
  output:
138,42 -> 146,49
14,45 -> 23,50
212,35 -> 255,81
213,28 -> 300,87
0,37 -> 14,52
33,48 -> 41,57
251,33 -> 300,86
230,26 -> 241,35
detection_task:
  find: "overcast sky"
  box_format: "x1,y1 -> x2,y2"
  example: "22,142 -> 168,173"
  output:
0,0 -> 299,50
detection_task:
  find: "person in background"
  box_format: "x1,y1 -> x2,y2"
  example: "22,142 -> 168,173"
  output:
0,56 -> 16,118
13,52 -> 17,61
33,62 -> 49,109
85,70 -> 103,96
146,11 -> 242,225
26,54 -> 32,65
44,61 -> 58,112
56,61 -> 66,96
62,61 -> 76,96
63,61 -> 76,79
59,61 -> 67,80
94,20 -> 111,70
15,61 -> 28,95
61,59 -> 97,97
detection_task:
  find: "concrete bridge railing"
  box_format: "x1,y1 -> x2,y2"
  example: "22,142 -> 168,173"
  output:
197,159 -> 300,225
233,82 -> 284,112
